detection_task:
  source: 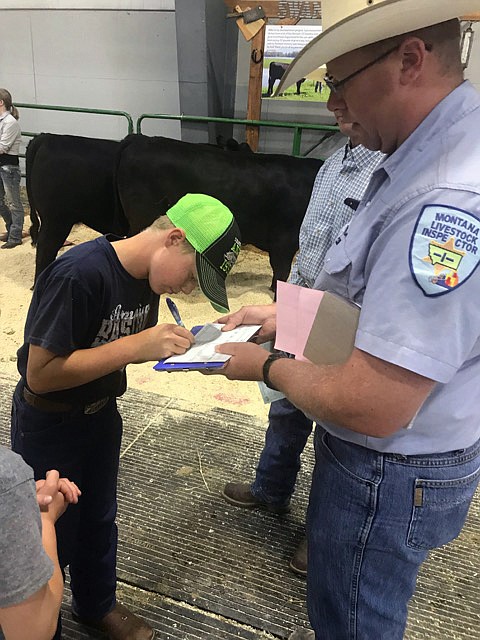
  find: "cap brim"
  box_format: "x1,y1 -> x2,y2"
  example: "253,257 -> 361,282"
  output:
275,0 -> 478,95
196,253 -> 229,314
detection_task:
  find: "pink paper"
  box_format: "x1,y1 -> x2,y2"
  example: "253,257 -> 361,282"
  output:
275,281 -> 324,361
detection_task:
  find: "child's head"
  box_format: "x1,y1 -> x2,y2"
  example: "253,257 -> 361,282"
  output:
150,194 -> 241,313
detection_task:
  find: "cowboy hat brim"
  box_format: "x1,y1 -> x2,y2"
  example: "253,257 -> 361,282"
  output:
275,0 -> 478,95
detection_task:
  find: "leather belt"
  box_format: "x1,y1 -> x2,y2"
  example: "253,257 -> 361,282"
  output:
23,387 -> 109,415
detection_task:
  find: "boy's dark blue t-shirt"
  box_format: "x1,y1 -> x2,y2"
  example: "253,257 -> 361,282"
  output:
17,235 -> 159,404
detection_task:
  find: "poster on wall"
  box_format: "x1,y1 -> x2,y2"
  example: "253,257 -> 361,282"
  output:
262,24 -> 328,101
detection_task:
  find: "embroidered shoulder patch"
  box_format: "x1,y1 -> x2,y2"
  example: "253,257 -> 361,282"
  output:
410,204 -> 480,296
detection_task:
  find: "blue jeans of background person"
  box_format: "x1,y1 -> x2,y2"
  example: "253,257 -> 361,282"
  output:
0,165 -> 24,243
307,428 -> 480,639
11,382 -> 122,639
251,397 -> 313,507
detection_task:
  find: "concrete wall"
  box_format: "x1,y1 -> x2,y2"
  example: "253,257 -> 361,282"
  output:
0,4 -> 478,162
0,2 -> 181,180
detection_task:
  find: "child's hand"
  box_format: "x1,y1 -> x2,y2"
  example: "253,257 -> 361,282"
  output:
129,324 -> 195,362
36,470 -> 81,523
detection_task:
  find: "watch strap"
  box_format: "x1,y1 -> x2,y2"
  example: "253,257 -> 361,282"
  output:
262,352 -> 288,391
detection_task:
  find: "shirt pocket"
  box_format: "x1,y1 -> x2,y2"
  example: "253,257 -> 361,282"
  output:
321,242 -> 353,298
406,463 -> 480,550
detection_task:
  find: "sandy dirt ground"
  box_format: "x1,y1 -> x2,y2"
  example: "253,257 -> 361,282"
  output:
0,221 -> 277,422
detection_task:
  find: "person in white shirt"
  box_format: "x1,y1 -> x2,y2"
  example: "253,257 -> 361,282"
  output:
0,89 -> 25,249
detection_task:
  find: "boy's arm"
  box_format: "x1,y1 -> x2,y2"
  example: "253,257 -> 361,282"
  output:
27,323 -> 195,394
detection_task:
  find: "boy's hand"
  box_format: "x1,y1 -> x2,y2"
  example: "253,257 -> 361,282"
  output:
129,323 -> 195,362
217,304 -> 277,343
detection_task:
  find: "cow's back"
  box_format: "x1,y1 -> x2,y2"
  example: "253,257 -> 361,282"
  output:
117,135 -> 322,247
116,135 -> 323,287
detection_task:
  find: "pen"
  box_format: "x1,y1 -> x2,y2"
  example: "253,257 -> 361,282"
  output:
166,297 -> 185,328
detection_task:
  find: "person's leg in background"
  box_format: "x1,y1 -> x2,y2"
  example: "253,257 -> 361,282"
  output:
224,397 -> 313,509
223,396 -> 313,574
0,170 -> 12,239
0,165 -> 24,247
306,429 -> 480,639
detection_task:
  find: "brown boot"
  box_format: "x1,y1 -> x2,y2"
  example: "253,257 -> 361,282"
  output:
222,482 -> 290,513
289,536 -> 307,576
73,603 -> 154,639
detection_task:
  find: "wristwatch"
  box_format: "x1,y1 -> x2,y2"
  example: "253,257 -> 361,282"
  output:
262,352 -> 288,391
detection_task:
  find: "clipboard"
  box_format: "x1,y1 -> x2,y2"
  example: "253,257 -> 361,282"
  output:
302,292 -> 360,366
153,323 -> 261,372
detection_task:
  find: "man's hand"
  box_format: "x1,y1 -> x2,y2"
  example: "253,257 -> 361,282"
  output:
214,342 -> 269,380
36,470 -> 81,522
217,304 -> 277,343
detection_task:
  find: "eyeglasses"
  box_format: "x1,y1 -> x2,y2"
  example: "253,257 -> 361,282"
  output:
325,45 -> 400,94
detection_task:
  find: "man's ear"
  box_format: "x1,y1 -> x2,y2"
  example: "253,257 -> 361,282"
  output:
399,37 -> 426,85
166,227 -> 187,247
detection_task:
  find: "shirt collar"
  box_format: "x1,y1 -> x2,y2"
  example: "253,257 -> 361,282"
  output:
382,80 -> 480,178
343,142 -> 379,171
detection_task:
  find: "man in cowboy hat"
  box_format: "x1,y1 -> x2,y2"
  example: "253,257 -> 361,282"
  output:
212,1 -> 480,638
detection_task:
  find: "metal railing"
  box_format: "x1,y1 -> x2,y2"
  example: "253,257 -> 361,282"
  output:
136,113 -> 338,156
16,103 -> 338,159
16,102 -> 134,138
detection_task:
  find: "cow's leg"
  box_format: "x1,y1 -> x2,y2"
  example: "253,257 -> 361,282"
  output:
268,241 -> 297,298
34,219 -> 73,283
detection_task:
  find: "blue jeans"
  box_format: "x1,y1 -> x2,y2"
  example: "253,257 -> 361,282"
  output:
0,165 -> 24,243
11,382 -> 122,639
307,428 -> 480,639
251,397 -> 313,507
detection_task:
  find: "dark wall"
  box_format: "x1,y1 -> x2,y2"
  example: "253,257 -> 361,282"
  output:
175,0 -> 238,143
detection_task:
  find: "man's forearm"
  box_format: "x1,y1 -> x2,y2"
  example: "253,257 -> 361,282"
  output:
262,350 -> 435,438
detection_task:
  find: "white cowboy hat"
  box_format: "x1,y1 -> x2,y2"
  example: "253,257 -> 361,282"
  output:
276,0 -> 478,94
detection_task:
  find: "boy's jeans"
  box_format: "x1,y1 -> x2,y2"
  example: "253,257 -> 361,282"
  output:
0,165 -> 24,243
307,428 -> 480,639
251,397 -> 313,507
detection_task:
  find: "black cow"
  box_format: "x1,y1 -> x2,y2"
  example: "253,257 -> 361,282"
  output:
27,133 -> 129,282
27,133 -> 323,290
116,134 -> 323,290
267,62 -> 305,97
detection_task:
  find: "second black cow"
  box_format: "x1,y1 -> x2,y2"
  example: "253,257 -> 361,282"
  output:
116,134 -> 323,290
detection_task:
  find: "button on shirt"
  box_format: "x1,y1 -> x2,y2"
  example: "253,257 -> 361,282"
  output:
290,143 -> 384,288
315,81 -> 480,454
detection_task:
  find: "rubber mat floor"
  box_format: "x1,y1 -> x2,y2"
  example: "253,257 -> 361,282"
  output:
0,374 -> 478,639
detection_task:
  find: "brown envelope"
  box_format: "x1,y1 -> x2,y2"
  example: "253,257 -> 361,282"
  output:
303,291 -> 360,366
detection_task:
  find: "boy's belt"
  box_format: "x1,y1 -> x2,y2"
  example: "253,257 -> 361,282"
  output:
23,387 -> 109,414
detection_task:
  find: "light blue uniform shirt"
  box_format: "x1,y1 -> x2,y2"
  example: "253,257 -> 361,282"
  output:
314,81 -> 480,454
